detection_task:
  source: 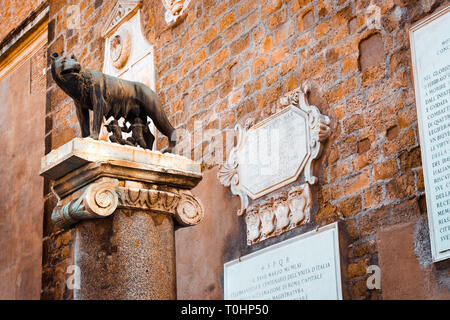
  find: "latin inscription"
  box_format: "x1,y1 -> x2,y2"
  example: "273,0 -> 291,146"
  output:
224,224 -> 342,300
411,7 -> 450,260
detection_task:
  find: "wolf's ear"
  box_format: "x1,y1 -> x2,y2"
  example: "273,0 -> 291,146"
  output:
71,54 -> 77,61
50,52 -> 59,61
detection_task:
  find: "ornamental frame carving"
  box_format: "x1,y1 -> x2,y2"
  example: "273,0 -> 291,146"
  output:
218,84 -> 331,217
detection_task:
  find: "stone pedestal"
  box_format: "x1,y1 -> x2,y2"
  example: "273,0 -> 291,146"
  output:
40,138 -> 204,300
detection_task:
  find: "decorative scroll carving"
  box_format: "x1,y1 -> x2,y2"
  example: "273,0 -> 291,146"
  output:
244,183 -> 312,245
218,85 -> 330,217
52,181 -> 203,228
217,124 -> 248,216
52,181 -> 120,228
162,0 -> 191,25
175,190 -> 204,227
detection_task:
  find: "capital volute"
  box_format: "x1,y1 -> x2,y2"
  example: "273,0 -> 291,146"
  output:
52,180 -> 204,229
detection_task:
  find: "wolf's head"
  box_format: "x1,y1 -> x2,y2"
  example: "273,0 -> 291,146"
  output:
50,53 -> 82,81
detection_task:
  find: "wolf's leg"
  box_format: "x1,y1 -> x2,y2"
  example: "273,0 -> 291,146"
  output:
142,90 -> 177,153
90,83 -> 105,140
143,129 -> 155,150
152,112 -> 177,153
75,103 -> 90,138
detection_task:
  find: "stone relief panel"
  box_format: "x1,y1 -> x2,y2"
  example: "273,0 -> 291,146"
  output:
162,0 -> 192,25
218,85 -> 329,245
245,183 -> 312,245
100,0 -> 156,145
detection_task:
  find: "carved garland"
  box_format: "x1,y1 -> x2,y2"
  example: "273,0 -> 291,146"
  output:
52,180 -> 204,228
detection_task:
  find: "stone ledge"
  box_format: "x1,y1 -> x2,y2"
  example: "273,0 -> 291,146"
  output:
40,138 -> 202,180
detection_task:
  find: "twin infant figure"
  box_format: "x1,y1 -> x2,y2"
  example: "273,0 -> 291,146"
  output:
105,117 -> 155,150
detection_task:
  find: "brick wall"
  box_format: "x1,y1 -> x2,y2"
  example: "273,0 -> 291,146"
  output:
42,0 -> 450,299
149,0 -> 448,299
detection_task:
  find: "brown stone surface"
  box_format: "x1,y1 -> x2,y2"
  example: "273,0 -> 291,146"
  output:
175,168 -> 241,300
75,210 -> 176,300
0,45 -> 46,299
0,0 -> 44,43
377,219 -> 450,299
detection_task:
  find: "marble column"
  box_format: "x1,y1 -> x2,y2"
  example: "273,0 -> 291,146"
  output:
40,138 -> 203,300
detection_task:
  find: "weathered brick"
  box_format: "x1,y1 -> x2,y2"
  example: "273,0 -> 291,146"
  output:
231,34 -> 250,56
364,185 -> 384,209
359,33 -> 385,71
352,279 -> 370,300
344,170 -> 370,195
219,12 -> 236,32
348,259 -> 369,279
351,240 -> 377,259
316,203 -> 338,223
373,158 -> 398,181
385,172 -> 416,200
253,56 -> 269,76
314,21 -> 330,39
382,129 -> 416,156
359,206 -> 390,237
391,198 -> 421,224
270,44 -> 289,66
214,48 -> 230,68
338,195 -> 362,218
328,161 -> 350,183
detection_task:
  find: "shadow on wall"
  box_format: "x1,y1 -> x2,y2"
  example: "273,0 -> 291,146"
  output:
175,167 -> 243,300
377,217 -> 450,299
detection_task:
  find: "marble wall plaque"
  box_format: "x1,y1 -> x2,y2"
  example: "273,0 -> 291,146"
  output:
239,106 -> 309,198
410,5 -> 450,262
218,85 -> 330,216
224,223 -> 343,300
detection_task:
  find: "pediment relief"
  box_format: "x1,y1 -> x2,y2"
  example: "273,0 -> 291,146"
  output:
102,0 -> 142,39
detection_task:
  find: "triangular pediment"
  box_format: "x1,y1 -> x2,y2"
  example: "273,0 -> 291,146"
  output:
102,0 -> 142,38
